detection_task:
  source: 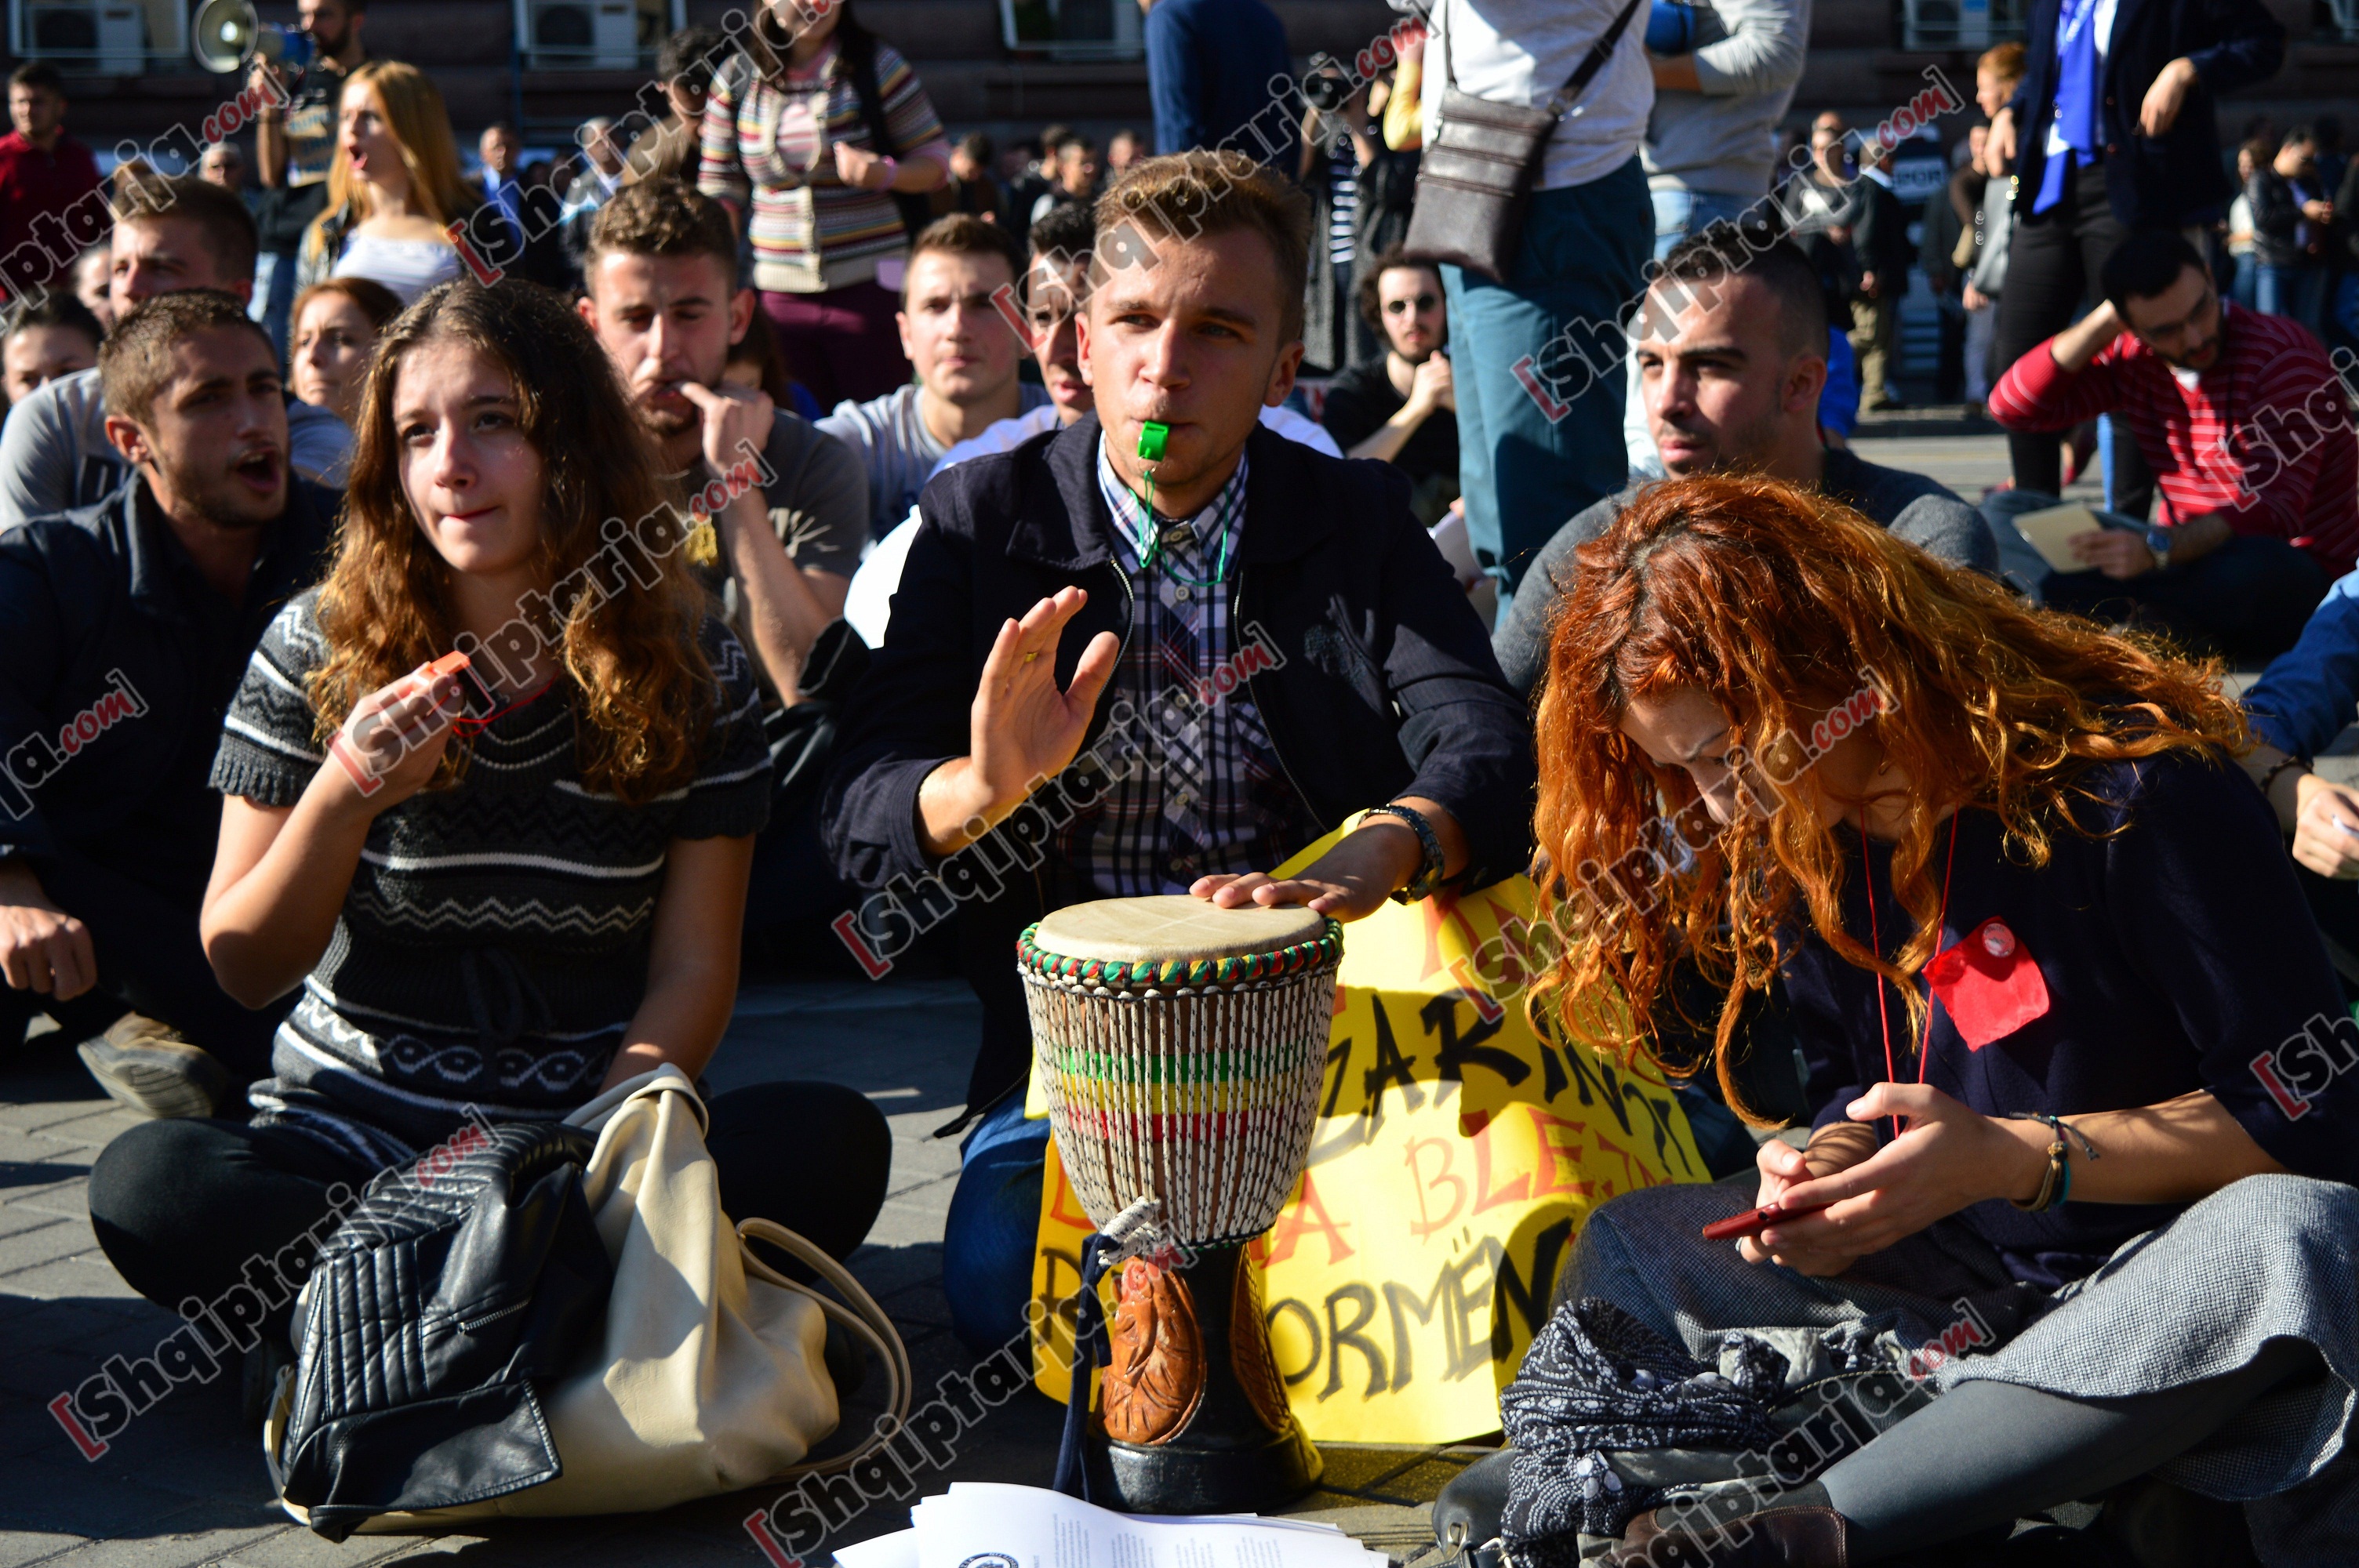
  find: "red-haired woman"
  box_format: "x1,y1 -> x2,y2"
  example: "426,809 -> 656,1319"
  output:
1488,476 -> 2359,1566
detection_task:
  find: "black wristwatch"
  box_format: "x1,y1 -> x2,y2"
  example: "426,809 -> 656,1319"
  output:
1366,803 -> 1447,903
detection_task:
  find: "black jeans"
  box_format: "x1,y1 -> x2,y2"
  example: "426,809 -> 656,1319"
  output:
1994,157 -> 2156,507
2044,532 -> 2330,662
86,1080 -> 893,1341
1,848 -> 288,1080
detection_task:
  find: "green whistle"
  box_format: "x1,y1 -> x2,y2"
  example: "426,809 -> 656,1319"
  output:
1137,420 -> 1169,463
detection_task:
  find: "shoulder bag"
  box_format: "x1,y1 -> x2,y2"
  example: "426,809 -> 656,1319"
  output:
1402,0 -> 1647,282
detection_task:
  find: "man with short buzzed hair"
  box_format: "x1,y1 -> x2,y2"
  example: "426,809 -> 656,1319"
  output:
0,290 -> 337,1116
1495,223 -> 1995,695
0,176 -> 351,528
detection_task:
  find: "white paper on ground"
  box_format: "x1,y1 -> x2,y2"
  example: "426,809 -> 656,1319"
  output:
905,1483 -> 1390,1567
831,1528 -> 921,1568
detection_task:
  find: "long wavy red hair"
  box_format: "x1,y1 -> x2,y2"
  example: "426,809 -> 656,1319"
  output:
1528,475 -> 2248,1123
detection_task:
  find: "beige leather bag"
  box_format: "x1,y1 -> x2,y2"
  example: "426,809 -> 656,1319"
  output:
271,1066 -> 910,1526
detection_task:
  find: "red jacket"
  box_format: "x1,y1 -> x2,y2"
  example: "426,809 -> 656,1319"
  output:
0,131 -> 104,296
1989,304 -> 2359,576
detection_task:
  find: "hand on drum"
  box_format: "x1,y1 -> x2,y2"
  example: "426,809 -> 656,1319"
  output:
1191,810 -> 1430,922
1739,1083 -> 2048,1276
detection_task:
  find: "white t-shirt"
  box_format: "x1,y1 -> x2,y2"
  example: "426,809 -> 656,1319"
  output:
1419,0 -> 1653,194
333,234 -> 463,307
844,405 -> 1343,647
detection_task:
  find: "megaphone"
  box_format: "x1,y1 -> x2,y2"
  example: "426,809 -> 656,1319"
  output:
191,0 -> 317,74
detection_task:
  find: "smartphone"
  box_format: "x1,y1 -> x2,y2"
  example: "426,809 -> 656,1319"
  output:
1699,1197 -> 1831,1242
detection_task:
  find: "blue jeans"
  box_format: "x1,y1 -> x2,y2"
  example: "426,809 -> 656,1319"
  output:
1989,488 -> 2329,661
2332,274 -> 2359,354
2255,264 -> 2328,338
1445,156 -> 1651,605
1648,186 -> 1760,263
943,1093 -> 1052,1352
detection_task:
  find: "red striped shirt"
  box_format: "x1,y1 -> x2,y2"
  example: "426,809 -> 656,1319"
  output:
1988,306 -> 2359,575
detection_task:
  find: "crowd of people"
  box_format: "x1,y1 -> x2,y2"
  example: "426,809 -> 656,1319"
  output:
2,0 -> 2359,1557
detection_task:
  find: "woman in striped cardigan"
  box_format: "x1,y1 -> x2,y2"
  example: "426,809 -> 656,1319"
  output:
698,0 -> 951,409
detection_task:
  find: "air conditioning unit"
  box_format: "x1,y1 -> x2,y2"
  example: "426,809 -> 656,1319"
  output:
17,0 -> 146,71
522,0 -> 638,67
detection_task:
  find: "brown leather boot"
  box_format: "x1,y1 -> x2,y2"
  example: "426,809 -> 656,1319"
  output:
1606,1504 -> 1849,1566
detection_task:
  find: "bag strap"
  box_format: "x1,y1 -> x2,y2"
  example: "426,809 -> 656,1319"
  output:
737,1218 -> 914,1479
1550,0 -> 1648,115
1434,0 -> 1647,124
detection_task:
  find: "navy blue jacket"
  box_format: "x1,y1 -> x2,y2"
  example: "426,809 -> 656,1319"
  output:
0,477 -> 336,907
1793,751 -> 2354,1291
821,414 -> 1536,1118
2005,0 -> 2282,229
1145,0 -> 1297,172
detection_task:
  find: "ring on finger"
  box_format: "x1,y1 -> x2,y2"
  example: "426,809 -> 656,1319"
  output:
1021,650 -> 1041,663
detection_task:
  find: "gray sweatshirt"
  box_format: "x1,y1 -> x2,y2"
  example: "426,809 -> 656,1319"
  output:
1492,448 -> 1997,695
1641,0 -> 1812,198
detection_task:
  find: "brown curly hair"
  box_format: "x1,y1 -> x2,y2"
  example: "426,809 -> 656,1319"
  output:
1528,475 -> 2248,1123
308,279 -> 714,804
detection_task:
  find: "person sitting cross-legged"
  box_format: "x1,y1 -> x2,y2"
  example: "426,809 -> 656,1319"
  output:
85,281 -> 889,1356
1985,229 -> 2355,662
1494,223 -> 1997,698
0,291 -> 338,1116
577,180 -> 872,959
817,215 -> 1052,542
1472,474 -> 2359,1568
822,151 -> 1534,1353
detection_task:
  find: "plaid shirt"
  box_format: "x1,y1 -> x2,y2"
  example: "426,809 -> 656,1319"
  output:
1067,439 -> 1314,897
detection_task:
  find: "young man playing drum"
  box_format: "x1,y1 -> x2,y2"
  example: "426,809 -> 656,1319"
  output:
823,150 -> 1536,1352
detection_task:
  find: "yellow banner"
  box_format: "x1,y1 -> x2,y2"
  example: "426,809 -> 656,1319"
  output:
1027,843 -> 1709,1443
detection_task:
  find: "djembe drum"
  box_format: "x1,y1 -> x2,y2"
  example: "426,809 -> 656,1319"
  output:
1020,895 -> 1343,1514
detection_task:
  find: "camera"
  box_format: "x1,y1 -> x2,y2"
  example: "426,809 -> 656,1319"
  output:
1302,58 -> 1355,114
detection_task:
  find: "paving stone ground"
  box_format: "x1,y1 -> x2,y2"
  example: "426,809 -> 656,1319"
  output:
0,973 -> 1486,1568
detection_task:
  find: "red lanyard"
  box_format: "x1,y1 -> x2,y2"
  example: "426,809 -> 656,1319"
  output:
1857,812 -> 1957,1141
447,673 -> 558,735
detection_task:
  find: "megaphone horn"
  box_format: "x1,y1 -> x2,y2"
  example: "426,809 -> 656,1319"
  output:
191,0 -> 260,73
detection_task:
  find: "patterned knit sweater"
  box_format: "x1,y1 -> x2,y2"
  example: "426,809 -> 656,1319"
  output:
211,593 -> 771,1171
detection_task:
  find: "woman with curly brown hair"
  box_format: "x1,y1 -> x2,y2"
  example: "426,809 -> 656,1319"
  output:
86,281 -> 889,1351
1470,476 -> 2359,1566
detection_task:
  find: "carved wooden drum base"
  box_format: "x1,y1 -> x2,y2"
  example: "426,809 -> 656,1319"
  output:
1085,1243 -> 1322,1515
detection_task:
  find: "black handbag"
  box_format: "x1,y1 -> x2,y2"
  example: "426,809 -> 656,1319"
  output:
1402,0 -> 1647,282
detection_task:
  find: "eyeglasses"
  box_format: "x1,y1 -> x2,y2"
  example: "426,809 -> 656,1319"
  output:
1383,295 -> 1440,314
2132,284 -> 2217,343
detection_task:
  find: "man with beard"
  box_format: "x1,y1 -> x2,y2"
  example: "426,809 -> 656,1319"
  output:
0,292 -> 336,1116
1493,225 -> 1994,695
578,181 -> 868,702
577,182 -> 870,954
250,0 -> 369,354
1989,230 -> 2355,662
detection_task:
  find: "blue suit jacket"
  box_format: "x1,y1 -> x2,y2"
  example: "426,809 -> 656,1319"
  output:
2005,0 -> 2281,228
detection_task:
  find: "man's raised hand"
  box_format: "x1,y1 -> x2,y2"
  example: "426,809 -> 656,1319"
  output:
918,588 -> 1119,855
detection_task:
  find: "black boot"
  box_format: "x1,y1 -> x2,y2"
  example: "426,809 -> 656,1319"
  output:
1433,1448 -> 1515,1563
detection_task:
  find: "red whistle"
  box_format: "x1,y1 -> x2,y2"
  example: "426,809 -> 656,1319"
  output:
1699,1198 -> 1832,1242
426,652 -> 472,679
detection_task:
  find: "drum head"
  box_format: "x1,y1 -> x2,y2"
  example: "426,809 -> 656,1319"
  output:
1031,895 -> 1329,964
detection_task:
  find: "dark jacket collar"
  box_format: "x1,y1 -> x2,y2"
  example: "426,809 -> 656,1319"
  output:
111,474 -> 329,621
1009,409 -> 1343,573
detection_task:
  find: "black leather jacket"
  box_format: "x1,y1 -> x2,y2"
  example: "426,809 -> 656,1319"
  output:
277,1122 -> 609,1540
